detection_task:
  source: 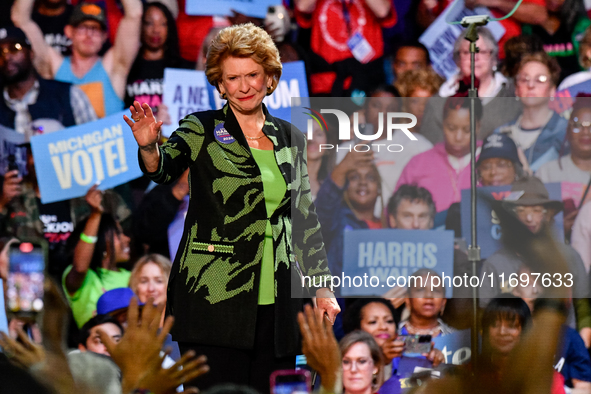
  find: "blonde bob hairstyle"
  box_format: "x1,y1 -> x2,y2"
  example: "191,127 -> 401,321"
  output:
129,253 -> 172,294
205,23 -> 283,96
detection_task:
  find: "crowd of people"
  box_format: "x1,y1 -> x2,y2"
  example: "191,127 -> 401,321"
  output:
2,0 -> 591,393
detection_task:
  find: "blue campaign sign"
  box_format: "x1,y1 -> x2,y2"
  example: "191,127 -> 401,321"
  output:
185,0 -> 276,18
162,68 -> 211,138
551,81 -> 591,114
460,183 -> 564,259
433,329 -> 471,365
341,229 -> 455,297
0,280 -> 6,335
30,112 -> 143,204
207,61 -> 310,126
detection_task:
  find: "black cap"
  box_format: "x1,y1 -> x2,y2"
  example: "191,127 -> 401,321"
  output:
69,3 -> 107,29
0,26 -> 31,48
477,133 -> 520,167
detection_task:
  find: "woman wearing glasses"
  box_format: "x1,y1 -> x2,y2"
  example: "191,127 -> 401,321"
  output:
537,94 -> 591,185
419,27 -> 521,144
340,331 -> 385,394
495,52 -> 567,173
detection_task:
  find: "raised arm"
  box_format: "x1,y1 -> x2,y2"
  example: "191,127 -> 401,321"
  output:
294,0 -> 318,13
64,185 -> 103,295
11,0 -> 62,79
464,0 -> 547,25
103,0 -> 142,100
364,0 -> 392,19
125,101 -> 162,173
147,0 -> 178,18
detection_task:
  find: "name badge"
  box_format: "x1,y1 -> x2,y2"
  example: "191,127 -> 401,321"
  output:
347,31 -> 375,64
214,123 -> 235,144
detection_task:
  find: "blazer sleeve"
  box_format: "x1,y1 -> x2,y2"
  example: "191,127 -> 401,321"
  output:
292,137 -> 332,286
139,114 -> 207,185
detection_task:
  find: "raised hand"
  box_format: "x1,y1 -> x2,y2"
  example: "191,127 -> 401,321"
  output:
381,335 -> 404,363
85,184 -> 104,213
0,328 -> 46,369
298,304 -> 341,393
124,101 -> 163,150
0,170 -> 22,209
99,297 -> 175,393
138,350 -> 209,394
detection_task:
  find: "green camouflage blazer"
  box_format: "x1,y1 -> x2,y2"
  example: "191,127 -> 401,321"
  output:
141,104 -> 331,355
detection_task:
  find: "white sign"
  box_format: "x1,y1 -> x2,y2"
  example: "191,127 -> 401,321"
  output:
162,68 -> 211,138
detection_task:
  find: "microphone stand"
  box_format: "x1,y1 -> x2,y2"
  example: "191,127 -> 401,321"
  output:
460,15 -> 489,371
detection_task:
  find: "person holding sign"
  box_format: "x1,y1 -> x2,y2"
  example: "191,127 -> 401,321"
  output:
125,23 -> 339,392
481,176 -> 591,346
420,27 -> 521,145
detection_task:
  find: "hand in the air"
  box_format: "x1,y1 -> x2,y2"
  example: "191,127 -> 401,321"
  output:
124,101 -> 163,150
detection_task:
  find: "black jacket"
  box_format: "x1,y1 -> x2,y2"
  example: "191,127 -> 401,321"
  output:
140,104 -> 331,356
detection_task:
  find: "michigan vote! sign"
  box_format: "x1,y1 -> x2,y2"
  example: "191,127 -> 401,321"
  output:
30,112 -> 143,204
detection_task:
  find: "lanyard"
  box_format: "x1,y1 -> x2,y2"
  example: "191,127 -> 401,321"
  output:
340,0 -> 353,37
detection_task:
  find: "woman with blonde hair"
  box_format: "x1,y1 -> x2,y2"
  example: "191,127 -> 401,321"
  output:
340,331 -> 385,394
123,22 -> 339,391
129,253 -> 171,306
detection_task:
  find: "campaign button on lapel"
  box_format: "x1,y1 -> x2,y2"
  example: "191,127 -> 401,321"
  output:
214,123 -> 235,144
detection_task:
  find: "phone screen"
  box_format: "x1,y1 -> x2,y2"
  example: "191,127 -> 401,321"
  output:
7,242 -> 45,314
401,334 -> 432,355
271,370 -> 310,394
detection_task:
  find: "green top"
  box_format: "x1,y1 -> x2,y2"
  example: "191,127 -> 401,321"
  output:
62,265 -> 131,327
251,147 -> 287,304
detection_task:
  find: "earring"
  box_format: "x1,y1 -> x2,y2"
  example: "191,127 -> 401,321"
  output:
220,92 -> 227,100
267,86 -> 272,95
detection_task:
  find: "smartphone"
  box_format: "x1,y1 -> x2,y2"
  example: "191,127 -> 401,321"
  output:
270,369 -> 311,394
7,154 -> 19,174
400,334 -> 432,355
355,123 -> 375,144
7,240 -> 47,318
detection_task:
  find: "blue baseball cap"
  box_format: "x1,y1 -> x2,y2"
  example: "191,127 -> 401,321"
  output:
97,287 -> 141,315
477,133 -> 520,166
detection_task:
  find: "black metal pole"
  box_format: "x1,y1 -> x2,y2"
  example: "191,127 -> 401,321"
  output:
463,22 -> 483,371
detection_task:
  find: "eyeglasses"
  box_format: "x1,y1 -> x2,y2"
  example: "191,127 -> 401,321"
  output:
571,117 -> 591,133
0,43 -> 24,56
513,206 -> 547,219
409,287 -> 446,297
342,357 -> 374,370
459,49 -> 493,58
75,24 -> 103,36
479,160 -> 514,172
515,74 -> 549,86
